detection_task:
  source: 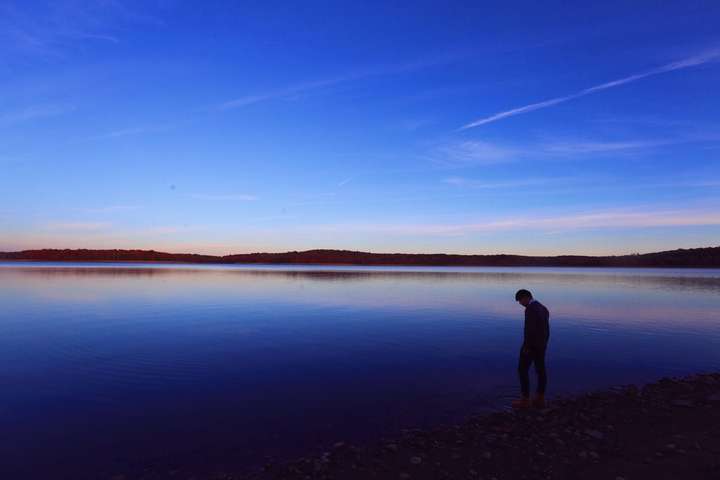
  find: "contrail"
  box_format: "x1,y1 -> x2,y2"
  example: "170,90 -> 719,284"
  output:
461,49 -> 720,130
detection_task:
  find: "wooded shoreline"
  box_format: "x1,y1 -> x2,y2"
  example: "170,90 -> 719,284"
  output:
1,246 -> 719,268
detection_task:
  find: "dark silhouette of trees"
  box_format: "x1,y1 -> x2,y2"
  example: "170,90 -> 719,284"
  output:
1,246 -> 719,267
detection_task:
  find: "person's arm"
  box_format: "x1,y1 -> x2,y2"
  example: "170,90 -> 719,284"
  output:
523,308 -> 536,353
544,306 -> 550,344
524,305 -> 541,351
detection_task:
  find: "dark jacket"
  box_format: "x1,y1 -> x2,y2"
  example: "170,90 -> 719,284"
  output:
524,300 -> 550,350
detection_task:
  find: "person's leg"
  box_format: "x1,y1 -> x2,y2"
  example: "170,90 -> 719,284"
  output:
518,348 -> 531,398
533,349 -> 547,407
534,347 -> 547,395
513,348 -> 532,408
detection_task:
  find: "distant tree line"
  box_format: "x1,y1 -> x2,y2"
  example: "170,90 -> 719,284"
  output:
1,246 -> 719,267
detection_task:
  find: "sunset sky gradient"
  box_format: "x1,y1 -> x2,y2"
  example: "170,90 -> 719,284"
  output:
2,1 -> 719,255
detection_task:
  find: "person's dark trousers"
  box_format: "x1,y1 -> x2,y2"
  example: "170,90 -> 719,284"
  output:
518,345 -> 547,397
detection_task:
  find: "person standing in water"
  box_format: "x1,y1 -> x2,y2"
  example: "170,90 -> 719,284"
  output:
512,289 -> 550,408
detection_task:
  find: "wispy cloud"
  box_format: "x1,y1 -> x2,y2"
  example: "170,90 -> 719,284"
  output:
64,32 -> 119,43
443,177 -> 561,188
0,104 -> 74,127
189,193 -> 258,201
89,124 -> 172,140
433,131 -> 718,167
147,225 -> 204,235
639,179 -> 720,188
217,54 -> 464,111
217,77 -> 347,111
432,140 -> 522,167
45,222 -> 111,231
0,1 -> 161,58
337,177 -> 353,187
79,205 -> 142,214
461,48 -> 720,129
315,207 -> 720,237
540,139 -> 675,155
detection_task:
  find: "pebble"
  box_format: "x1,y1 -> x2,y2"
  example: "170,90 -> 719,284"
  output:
251,373 -> 720,480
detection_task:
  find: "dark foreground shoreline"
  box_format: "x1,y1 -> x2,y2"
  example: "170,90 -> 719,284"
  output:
226,372 -> 720,480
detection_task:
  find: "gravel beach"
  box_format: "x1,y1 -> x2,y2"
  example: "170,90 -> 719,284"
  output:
232,372 -> 720,480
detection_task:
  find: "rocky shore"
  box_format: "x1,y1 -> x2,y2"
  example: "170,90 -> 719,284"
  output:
231,372 -> 720,480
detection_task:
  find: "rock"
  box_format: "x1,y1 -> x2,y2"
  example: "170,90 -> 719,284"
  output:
482,451 -> 492,460
410,456 -> 422,465
584,429 -> 604,440
666,443 -> 676,450
385,443 -> 399,452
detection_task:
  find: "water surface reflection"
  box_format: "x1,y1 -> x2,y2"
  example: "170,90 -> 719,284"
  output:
1,263 -> 719,478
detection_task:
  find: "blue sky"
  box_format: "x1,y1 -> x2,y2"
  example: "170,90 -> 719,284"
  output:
1,0 -> 719,255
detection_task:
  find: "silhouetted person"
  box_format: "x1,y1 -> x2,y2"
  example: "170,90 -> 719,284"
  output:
512,289 -> 550,408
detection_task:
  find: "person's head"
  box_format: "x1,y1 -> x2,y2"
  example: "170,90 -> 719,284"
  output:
515,289 -> 533,307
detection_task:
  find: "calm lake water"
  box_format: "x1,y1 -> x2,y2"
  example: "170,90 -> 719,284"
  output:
2,262 -> 720,478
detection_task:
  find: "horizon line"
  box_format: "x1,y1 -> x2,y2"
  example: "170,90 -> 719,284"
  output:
1,244 -> 717,259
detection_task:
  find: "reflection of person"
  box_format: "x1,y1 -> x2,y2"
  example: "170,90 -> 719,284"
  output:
512,289 -> 550,408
